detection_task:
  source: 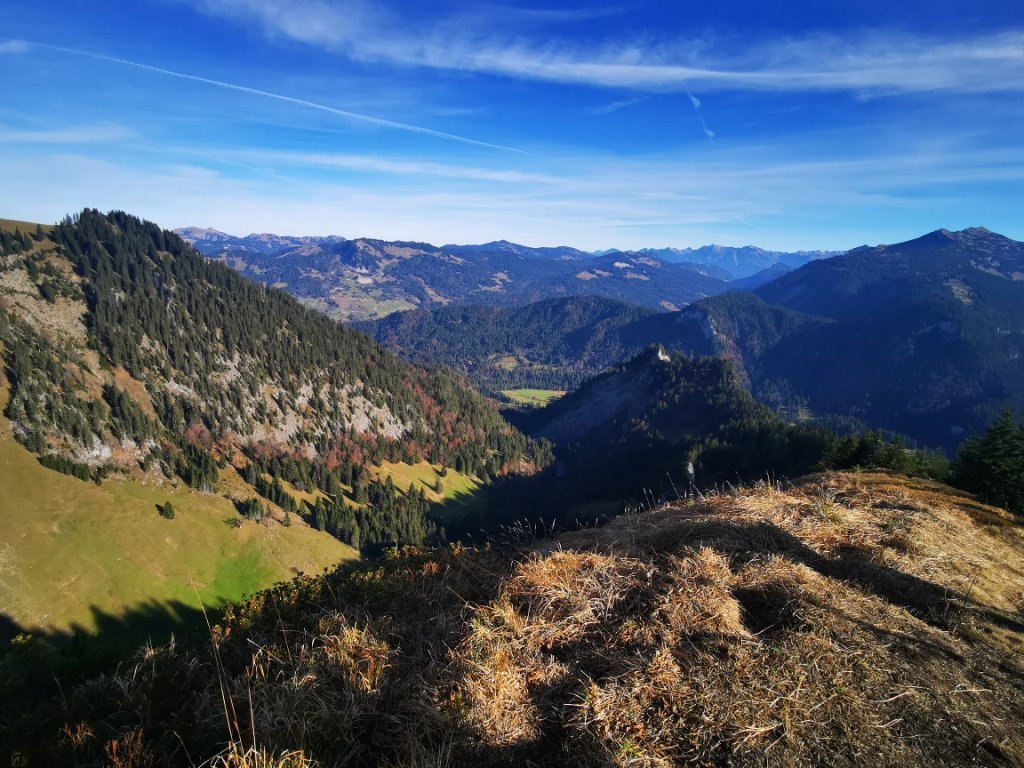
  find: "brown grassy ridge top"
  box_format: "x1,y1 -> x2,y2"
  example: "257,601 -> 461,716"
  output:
11,472 -> 1024,767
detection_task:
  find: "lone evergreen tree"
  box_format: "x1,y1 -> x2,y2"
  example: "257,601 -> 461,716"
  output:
951,409 -> 1024,515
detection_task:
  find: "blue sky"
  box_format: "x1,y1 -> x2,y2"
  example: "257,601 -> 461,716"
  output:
1,1 -> 1023,251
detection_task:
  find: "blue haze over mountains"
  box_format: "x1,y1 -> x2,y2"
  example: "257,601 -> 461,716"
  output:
180,225 -> 1024,452
178,227 -> 834,318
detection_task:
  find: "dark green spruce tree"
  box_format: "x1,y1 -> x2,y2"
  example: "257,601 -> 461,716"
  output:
950,409 -> 1024,515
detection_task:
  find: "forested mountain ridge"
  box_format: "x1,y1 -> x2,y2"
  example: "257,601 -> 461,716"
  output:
368,227 -> 1024,453
512,347 -> 832,500
476,346 -> 929,536
361,292 -> 831,397
359,296 -> 663,392
0,216 -> 358,640
179,228 -> 730,321
740,227 -> 1024,447
0,211 -> 547,552
756,227 -> 1024,316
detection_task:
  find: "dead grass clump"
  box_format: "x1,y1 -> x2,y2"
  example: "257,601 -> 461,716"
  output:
732,582 -> 804,635
505,550 -> 653,651
314,622 -> 393,693
208,745 -> 312,768
451,613 -> 566,747
567,557 -> 890,765
236,619 -> 391,758
103,729 -> 155,768
651,548 -> 743,641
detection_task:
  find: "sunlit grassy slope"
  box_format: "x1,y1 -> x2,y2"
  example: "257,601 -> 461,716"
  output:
374,460 -> 485,526
500,388 -> 565,407
0,378 -> 356,635
373,460 -> 479,501
0,219 -> 53,234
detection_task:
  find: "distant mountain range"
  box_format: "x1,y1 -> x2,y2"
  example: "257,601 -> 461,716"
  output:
175,228 -> 826,320
635,244 -> 838,279
179,223 -> 1024,450
364,227 -> 1024,452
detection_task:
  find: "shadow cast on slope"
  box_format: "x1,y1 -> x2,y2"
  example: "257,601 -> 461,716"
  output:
596,514 -> 967,629
0,598 -> 215,716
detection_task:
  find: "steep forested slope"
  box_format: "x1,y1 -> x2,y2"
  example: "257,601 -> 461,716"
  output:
361,296 -> 662,392
0,211 -> 548,553
515,348 -> 830,499
741,227 -> 1024,446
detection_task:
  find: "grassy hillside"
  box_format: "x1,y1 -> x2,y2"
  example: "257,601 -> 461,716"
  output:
0,219 -> 52,235
500,388 -> 565,407
0,375 -> 356,639
9,471 -> 1024,766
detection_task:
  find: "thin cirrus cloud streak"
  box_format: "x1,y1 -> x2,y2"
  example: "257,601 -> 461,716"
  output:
0,124 -> 135,143
186,0 -> 1024,95
0,40 -> 30,53
461,34 -> 1024,95
239,150 -> 560,184
7,39 -> 524,153
587,96 -> 647,115
686,93 -> 714,140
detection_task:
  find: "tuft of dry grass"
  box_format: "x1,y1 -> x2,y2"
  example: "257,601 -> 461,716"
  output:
208,746 -> 313,768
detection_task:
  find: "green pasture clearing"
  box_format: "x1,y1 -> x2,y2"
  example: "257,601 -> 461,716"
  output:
500,388 -> 566,407
370,461 -> 487,528
373,460 -> 480,502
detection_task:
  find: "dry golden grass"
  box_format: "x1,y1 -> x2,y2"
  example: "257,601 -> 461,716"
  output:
11,472 -> 1024,767
209,746 -> 313,767
446,472 -> 1024,766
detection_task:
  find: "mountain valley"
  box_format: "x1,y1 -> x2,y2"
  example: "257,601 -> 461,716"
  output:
363,228 -> 1024,453
7,1 -> 1024,762
3,213 -> 1023,768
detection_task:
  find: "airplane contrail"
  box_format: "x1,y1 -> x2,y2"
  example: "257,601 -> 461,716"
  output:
9,39 -> 524,154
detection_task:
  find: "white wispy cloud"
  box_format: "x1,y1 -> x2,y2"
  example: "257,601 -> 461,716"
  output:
4,135 -> 1022,251
686,92 -> 715,140
240,150 -> 558,183
22,39 -> 523,152
490,5 -> 633,24
0,123 -> 135,143
587,96 -> 646,115
183,1 -> 1024,95
0,39 -> 30,54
